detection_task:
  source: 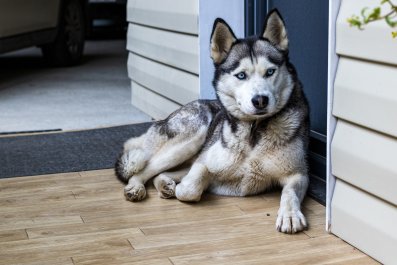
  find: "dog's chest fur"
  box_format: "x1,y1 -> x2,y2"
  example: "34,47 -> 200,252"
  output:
199,112 -> 306,197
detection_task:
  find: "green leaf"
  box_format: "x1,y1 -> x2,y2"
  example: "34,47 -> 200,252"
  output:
366,7 -> 382,22
361,7 -> 369,22
392,31 -> 397,38
347,16 -> 363,29
385,16 -> 397,27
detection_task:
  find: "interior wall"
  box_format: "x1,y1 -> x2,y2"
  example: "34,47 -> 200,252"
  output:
199,0 -> 245,100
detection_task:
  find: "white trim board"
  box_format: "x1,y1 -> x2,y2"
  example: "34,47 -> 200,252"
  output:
326,0 -> 341,232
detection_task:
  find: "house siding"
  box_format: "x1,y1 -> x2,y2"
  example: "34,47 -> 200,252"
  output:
330,0 -> 397,263
126,0 -> 199,119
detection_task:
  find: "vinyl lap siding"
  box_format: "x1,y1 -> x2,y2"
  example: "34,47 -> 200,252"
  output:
127,53 -> 198,105
333,58 -> 397,137
126,0 -> 199,119
330,0 -> 397,263
331,120 -> 397,205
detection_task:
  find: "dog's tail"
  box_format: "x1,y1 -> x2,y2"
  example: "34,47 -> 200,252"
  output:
115,153 -> 129,183
115,149 -> 148,183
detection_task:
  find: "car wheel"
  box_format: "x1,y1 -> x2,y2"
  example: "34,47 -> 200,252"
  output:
41,0 -> 85,66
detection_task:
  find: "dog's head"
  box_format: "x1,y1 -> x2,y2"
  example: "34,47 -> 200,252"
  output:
211,9 -> 296,121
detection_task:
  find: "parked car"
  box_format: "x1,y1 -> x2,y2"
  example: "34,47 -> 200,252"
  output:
0,0 -> 86,66
86,0 -> 127,38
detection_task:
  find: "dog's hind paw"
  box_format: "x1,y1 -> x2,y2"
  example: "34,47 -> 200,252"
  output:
276,209 -> 307,234
124,183 -> 146,202
155,175 -> 176,199
175,183 -> 202,202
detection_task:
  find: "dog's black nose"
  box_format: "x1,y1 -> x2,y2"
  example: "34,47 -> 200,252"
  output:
251,95 -> 269,110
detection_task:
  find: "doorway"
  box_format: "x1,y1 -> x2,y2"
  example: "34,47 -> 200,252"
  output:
246,0 -> 329,204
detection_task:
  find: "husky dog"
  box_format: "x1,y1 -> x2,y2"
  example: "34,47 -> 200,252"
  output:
116,9 -> 310,234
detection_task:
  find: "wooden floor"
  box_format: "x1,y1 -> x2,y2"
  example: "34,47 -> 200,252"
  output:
0,169 -> 378,265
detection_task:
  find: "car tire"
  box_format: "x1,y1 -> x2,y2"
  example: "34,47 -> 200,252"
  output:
41,0 -> 85,66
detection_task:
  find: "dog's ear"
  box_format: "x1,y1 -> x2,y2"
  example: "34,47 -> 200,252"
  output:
210,18 -> 237,64
262,9 -> 288,50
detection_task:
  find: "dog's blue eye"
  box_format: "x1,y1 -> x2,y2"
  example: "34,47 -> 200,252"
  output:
265,68 -> 276,77
235,72 -> 247,80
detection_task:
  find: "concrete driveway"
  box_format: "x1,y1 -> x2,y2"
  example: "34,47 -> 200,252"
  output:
0,40 -> 151,134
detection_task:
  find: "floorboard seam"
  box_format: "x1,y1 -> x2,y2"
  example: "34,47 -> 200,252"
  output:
168,257 -> 175,265
127,239 -> 135,250
138,228 -> 146,235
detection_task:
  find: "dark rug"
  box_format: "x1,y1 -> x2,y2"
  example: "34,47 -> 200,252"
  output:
0,123 -> 152,179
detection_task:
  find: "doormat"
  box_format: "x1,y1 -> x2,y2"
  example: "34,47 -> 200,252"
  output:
0,123 -> 152,179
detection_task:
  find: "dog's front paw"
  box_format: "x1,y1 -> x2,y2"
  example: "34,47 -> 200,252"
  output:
124,183 -> 146,202
276,208 -> 307,234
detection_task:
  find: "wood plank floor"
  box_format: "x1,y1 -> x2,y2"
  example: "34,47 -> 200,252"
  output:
0,169 -> 378,265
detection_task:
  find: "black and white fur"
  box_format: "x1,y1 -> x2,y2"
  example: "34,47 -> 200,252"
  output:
115,10 -> 310,234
